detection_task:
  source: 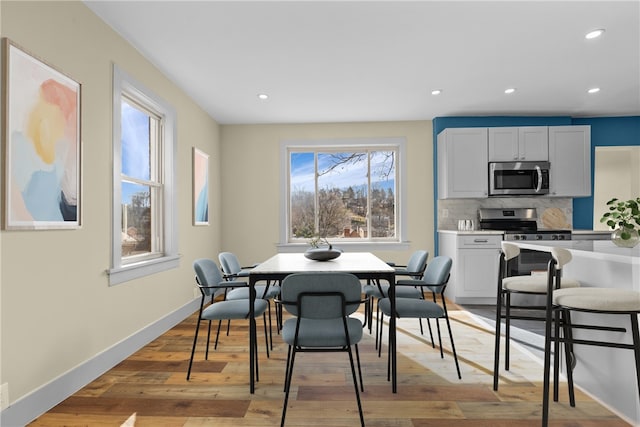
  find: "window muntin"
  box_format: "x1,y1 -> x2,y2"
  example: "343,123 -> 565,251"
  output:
288,146 -> 397,243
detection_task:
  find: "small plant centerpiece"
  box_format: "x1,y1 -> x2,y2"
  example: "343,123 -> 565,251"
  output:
600,197 -> 640,248
304,236 -> 342,261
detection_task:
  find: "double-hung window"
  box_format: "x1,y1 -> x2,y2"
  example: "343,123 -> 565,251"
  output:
109,65 -> 178,285
281,138 -> 407,249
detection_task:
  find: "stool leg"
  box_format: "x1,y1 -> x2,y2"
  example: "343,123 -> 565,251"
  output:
630,313 -> 640,399
562,309 -> 576,407
505,292 -> 511,371
541,285 -> 555,427
493,289 -> 503,391
553,307 -> 560,402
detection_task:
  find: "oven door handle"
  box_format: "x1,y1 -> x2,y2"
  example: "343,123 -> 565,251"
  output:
535,165 -> 543,193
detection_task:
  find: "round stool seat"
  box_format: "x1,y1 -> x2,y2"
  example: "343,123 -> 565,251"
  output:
503,275 -> 580,293
553,288 -> 640,312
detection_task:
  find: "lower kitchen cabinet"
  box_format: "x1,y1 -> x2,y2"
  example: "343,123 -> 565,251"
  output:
439,231 -> 502,304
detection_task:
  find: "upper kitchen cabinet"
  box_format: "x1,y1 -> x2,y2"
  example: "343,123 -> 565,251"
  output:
548,125 -> 591,197
488,126 -> 548,161
438,128 -> 488,199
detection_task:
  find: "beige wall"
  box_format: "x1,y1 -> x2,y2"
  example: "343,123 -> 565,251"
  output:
1,1 -> 221,405
0,1 -> 437,416
220,121 -> 435,265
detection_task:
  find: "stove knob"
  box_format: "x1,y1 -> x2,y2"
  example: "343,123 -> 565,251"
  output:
536,234 -> 543,240
551,235 -> 558,240
521,235 -> 527,240
558,235 -> 566,240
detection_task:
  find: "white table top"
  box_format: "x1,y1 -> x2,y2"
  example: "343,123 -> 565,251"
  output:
251,252 -> 395,274
511,240 -> 640,264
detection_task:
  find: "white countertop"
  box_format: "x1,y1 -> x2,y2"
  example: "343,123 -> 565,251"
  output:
510,240 -> 640,264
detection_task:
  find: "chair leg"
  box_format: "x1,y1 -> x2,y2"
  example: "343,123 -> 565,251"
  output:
347,345 -> 366,427
493,290 -> 503,390
281,347 -> 297,427
435,317 -> 444,359
441,297 -> 462,379
263,313 -> 270,359
206,320 -> 213,359
355,344 -> 364,392
214,319 -> 222,351
426,318 -> 435,348
186,316 -> 203,380
283,345 -> 292,392
378,311 -> 384,358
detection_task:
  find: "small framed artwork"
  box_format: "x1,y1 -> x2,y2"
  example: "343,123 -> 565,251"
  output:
193,147 -> 209,226
2,38 -> 81,230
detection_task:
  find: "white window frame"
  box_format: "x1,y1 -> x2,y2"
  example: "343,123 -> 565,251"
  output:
278,137 -> 409,252
109,65 -> 179,285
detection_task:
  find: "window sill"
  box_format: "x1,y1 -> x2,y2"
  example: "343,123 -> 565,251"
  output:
276,241 -> 410,253
108,254 -> 181,286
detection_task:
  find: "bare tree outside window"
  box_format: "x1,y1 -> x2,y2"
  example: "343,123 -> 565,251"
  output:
289,148 -> 396,242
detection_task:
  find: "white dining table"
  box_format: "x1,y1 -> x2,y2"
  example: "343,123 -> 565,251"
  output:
247,252 -> 397,393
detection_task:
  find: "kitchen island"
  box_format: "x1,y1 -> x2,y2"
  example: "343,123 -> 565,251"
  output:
511,240 -> 640,425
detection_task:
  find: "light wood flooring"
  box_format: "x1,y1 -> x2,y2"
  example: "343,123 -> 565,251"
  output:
28,303 -> 632,427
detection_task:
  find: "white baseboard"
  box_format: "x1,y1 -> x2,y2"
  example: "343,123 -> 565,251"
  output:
0,298 -> 199,427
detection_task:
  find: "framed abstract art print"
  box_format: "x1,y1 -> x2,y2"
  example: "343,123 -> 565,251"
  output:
2,38 -> 81,230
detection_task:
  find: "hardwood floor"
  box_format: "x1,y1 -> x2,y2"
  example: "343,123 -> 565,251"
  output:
29,303 -> 632,427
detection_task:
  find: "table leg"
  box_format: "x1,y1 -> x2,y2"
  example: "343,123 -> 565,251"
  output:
388,273 -> 397,393
249,276 -> 256,394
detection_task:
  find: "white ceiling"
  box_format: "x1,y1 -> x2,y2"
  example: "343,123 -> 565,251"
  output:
84,0 -> 640,125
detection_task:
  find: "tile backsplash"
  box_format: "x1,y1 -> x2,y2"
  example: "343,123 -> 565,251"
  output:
438,198 -> 573,230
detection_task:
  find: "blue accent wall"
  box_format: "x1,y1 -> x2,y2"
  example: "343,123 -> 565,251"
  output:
571,116 -> 640,228
432,115 -> 640,237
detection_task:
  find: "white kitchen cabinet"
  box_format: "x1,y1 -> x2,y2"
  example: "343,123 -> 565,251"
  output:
437,128 -> 488,199
548,125 -> 591,197
488,126 -> 548,161
438,232 -> 502,304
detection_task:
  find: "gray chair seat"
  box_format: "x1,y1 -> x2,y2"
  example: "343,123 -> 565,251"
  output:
379,297 -> 444,319
227,284 -> 281,300
202,298 -> 268,320
282,317 -> 363,347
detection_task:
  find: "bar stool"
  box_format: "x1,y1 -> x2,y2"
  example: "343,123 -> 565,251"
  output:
493,242 -> 579,390
542,247 -> 640,426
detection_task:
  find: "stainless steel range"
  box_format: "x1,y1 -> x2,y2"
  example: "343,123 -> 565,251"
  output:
478,208 -> 572,241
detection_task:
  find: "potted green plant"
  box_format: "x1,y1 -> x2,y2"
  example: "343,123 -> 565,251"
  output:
600,197 -> 640,247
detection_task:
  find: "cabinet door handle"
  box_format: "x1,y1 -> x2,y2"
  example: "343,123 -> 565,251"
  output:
473,239 -> 489,243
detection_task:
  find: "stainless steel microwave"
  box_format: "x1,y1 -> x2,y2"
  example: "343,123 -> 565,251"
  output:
489,161 -> 550,196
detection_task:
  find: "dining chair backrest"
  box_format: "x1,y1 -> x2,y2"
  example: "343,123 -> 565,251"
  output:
193,258 -> 226,297
421,256 -> 453,294
280,272 -> 362,319
218,252 -> 242,275
406,250 -> 429,276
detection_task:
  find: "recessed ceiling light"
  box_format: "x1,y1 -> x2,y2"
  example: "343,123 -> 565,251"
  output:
504,88 -> 516,94
585,29 -> 605,39
588,87 -> 600,94
431,89 -> 442,95
257,93 -> 269,100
